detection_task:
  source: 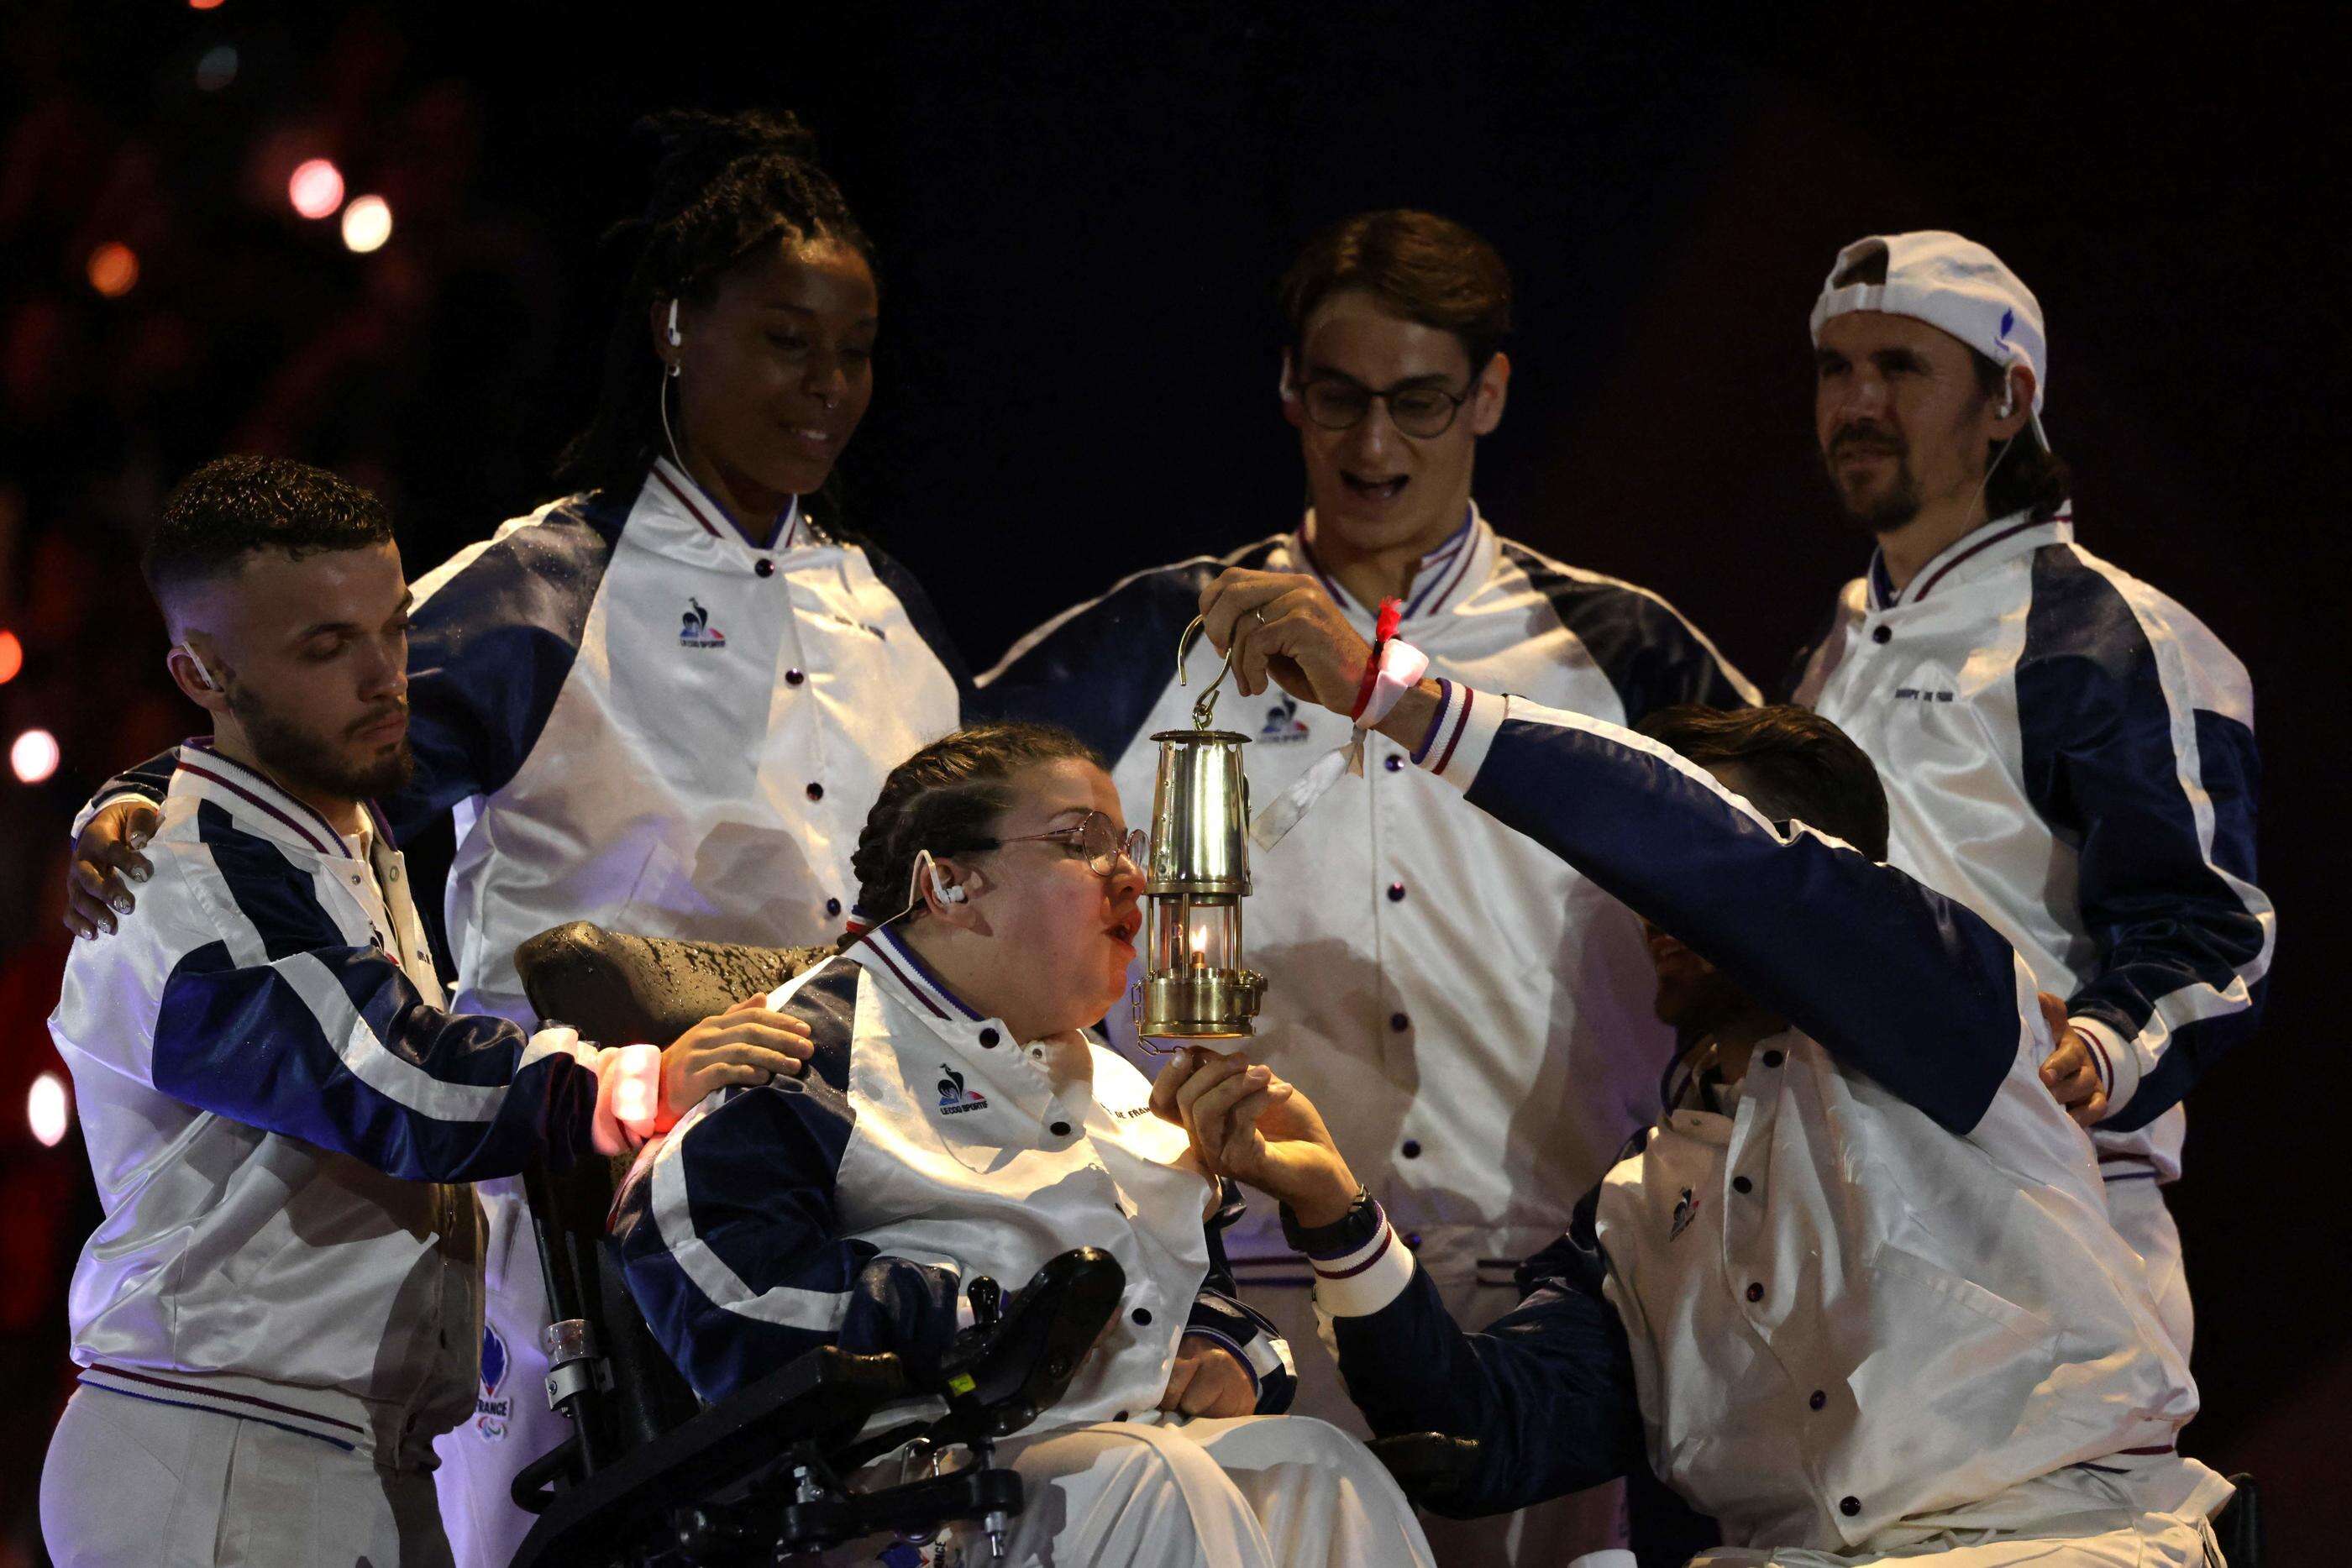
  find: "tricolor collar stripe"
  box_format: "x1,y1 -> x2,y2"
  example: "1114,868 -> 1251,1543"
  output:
178,742 -> 349,860
867,927 -> 984,1021
649,462 -> 726,538
1408,519 -> 1484,619
1911,518 -> 2045,604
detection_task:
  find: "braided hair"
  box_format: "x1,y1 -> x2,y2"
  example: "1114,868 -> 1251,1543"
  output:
847,723 -> 1105,939
558,108 -> 877,498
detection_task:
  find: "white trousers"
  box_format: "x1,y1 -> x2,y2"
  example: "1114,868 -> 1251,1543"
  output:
40,1387 -> 452,1568
1242,1259 -> 1622,1565
954,1412 -> 1436,1567
2107,1176 -> 2193,1360
430,1178 -> 566,1568
1691,1510 -> 2220,1566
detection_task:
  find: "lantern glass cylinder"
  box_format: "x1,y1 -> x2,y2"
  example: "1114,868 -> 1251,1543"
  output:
1133,728 -> 1265,1044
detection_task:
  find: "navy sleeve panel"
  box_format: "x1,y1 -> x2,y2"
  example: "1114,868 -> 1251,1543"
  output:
2016,548 -> 2271,1130
1466,712 -> 2023,1133
87,747 -> 181,811
972,541 -> 1284,761
386,490 -> 629,843
612,959 -> 960,1406
1189,1185 -> 1298,1413
861,539 -> 974,716
154,805 -> 597,1178
1331,1188 -> 1645,1517
1499,543 -> 1757,721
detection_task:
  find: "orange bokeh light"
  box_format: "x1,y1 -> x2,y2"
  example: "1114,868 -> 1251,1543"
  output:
189,0 -> 225,10
288,158 -> 344,220
87,243 -> 139,297
0,630 -> 21,684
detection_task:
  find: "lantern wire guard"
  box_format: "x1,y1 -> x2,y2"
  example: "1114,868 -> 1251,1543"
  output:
1131,617 -> 1268,1049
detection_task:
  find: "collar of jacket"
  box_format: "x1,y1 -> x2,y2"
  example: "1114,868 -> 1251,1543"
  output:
636,458 -> 808,564
1866,505 -> 2076,612
852,926 -> 1016,1051
1291,501 -> 1496,627
169,738 -> 386,863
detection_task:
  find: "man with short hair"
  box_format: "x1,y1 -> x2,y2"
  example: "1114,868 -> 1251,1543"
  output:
1148,574 -> 2230,1560
979,208 -> 1755,1560
1789,233 -> 2272,1354
39,457 -> 809,1566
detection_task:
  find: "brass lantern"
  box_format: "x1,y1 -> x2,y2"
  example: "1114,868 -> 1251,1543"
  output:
1131,618 -> 1267,1046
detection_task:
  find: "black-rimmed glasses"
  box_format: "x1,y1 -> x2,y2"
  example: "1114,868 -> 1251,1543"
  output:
1299,375 -> 1474,438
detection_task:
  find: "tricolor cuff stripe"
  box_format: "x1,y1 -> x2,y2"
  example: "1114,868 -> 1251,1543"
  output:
1417,684 -> 1504,789
1184,1324 -> 1262,1398
2070,1015 -> 2138,1109
1411,679 -> 1455,765
1305,1205 -> 1418,1318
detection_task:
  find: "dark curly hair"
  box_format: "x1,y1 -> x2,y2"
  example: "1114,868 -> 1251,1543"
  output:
558,108 -> 877,499
847,723 -> 1105,936
1279,209 -> 1515,374
144,454 -> 392,613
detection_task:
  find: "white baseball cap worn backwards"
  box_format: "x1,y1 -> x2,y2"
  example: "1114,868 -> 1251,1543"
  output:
1810,230 -> 2050,450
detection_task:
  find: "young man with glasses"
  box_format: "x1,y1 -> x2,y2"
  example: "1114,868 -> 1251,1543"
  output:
978,209 -> 1755,1563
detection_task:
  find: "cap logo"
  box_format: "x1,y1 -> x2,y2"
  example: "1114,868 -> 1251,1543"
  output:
1997,307 -> 2016,351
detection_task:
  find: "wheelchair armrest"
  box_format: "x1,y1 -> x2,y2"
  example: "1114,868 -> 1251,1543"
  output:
512,1345 -> 908,1568
1368,1432 -> 1485,1506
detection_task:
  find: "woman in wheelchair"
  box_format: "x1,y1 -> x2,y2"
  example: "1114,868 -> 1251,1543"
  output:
612,722 -> 1435,1566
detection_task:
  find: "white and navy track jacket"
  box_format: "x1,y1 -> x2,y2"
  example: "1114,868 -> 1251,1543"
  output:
976,506 -> 1757,1293
49,744 -> 620,1465
612,927 -> 1295,1423
97,457 -> 965,1027
1305,690 -> 2218,1555
1792,509 -> 2271,1182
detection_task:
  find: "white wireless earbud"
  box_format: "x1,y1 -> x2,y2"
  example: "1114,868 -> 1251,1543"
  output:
1277,354 -> 1299,404
666,299 -> 683,347
912,849 -> 967,909
177,645 -> 222,692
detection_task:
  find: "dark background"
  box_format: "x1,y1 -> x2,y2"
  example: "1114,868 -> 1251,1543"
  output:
2,5 -> 2340,1563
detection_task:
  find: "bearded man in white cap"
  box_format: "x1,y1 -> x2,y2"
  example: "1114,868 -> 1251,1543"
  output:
1789,232 -> 2273,1356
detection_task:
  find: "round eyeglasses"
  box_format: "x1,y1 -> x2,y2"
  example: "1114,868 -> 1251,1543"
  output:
969,810 -> 1144,877
1299,376 -> 1473,439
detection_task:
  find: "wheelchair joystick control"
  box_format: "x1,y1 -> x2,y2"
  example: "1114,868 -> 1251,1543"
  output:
967,1276 -> 1002,1330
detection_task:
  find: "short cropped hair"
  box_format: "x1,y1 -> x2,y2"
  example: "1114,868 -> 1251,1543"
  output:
1637,705 -> 1891,861
1280,209 -> 1514,372
143,455 -> 394,609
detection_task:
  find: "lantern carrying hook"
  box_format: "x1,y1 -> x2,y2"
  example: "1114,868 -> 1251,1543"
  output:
1175,615 -> 1239,730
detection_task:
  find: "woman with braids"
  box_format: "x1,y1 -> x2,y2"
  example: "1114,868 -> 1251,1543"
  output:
63,109 -> 963,1565
615,722 -> 1436,1567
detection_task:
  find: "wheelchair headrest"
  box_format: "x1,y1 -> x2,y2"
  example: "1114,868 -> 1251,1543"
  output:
515,921 -> 836,1049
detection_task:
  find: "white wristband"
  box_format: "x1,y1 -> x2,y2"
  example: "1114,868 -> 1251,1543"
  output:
1359,638 -> 1429,729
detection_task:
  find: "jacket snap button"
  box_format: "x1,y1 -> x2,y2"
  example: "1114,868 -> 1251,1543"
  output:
826,897 -> 842,917
1746,1282 -> 1764,1303
1732,1175 -> 1752,1194
1401,1139 -> 1421,1158
806,782 -> 824,801
785,668 -> 806,686
1840,1496 -> 1861,1516
1387,882 -> 1406,902
1131,1308 -> 1152,1326
1050,1120 -> 1071,1136
1871,625 -> 1892,645
1389,1012 -> 1410,1032
979,1028 -> 1000,1048
1383,755 -> 1403,773
1404,1232 -> 1422,1250
755,558 -> 776,578
1761,1050 -> 1784,1068
1809,1389 -> 1826,1410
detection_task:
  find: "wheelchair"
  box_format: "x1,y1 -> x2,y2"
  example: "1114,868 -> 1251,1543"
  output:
504,922 -> 1481,1566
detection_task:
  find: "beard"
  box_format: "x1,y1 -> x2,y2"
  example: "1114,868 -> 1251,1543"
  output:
1824,427 -> 1923,533
225,679 -> 415,802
